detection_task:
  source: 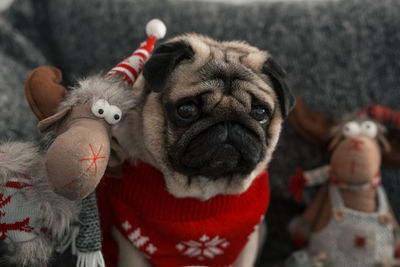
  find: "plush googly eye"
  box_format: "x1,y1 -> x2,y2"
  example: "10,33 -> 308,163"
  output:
91,99 -> 110,118
105,105 -> 122,125
92,100 -> 122,125
342,121 -> 360,138
360,120 -> 378,138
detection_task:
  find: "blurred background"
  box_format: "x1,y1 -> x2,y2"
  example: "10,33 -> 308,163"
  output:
0,0 -> 400,266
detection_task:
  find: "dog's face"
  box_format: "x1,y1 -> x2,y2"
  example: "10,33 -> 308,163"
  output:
115,34 -> 294,200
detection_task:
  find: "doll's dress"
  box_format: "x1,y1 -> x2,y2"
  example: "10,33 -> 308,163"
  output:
308,183 -> 394,267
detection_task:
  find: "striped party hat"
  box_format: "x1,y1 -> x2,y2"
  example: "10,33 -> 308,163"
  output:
107,19 -> 167,85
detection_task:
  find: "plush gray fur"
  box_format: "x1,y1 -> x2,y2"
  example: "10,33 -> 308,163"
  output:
5,236 -> 53,266
59,74 -> 136,114
0,142 -> 41,183
0,141 -> 79,266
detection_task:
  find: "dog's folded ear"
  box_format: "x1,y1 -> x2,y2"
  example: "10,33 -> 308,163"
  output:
143,41 -> 194,92
262,58 -> 295,118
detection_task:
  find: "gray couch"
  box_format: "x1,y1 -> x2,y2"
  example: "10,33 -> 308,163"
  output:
1,0 -> 400,266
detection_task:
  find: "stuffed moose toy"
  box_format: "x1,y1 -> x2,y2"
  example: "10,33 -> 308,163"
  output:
0,19 -> 167,267
287,97 -> 400,267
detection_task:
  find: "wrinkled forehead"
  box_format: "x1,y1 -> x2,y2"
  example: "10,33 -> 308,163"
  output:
173,34 -> 270,70
163,35 -> 276,108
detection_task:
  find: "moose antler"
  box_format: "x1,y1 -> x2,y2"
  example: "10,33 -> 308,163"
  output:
366,104 -> 400,168
25,66 -> 68,120
384,133 -> 400,167
288,97 -> 335,147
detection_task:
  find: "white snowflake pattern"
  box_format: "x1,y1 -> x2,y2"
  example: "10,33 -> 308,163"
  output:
122,220 -> 132,231
128,228 -> 141,243
134,236 -> 149,248
146,243 -> 157,255
176,243 -> 185,251
120,222 -> 158,258
176,235 -> 230,261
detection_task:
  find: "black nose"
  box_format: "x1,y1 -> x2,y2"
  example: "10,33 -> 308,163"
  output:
174,122 -> 263,178
209,144 -> 240,169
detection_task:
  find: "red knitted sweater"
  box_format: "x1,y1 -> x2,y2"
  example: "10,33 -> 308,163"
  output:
97,160 -> 270,267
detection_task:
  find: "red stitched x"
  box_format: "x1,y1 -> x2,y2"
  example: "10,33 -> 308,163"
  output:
80,144 -> 105,176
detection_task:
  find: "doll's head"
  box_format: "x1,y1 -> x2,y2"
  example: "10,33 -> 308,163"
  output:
24,19 -> 167,200
329,116 -> 389,185
289,97 -> 400,171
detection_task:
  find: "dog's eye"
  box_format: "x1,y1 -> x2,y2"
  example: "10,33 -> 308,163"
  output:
177,102 -> 199,119
250,105 -> 271,124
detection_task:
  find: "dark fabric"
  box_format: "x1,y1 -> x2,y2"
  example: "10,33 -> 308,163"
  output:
76,191 -> 102,253
0,0 -> 399,266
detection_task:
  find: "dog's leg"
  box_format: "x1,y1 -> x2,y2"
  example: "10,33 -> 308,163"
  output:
111,227 -> 151,267
233,227 -> 261,267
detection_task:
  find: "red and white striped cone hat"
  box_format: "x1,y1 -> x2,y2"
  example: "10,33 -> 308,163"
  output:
107,19 -> 167,85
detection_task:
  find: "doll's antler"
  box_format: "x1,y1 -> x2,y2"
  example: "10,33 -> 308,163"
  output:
366,105 -> 400,168
288,97 -> 335,147
25,66 -> 68,120
384,133 -> 400,167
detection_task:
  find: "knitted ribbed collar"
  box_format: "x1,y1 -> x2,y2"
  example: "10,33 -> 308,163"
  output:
105,160 -> 270,222
330,172 -> 381,191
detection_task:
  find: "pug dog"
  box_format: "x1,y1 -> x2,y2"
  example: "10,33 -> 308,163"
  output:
97,34 -> 295,267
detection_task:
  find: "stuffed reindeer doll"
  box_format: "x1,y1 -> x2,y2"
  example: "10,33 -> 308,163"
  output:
287,98 -> 400,267
21,19 -> 167,267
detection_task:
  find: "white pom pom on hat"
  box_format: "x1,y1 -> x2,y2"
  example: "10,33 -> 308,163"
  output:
107,19 -> 167,85
146,19 -> 167,39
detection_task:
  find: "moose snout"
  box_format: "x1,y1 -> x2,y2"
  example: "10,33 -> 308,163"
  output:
44,105 -> 112,200
350,138 -> 362,151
